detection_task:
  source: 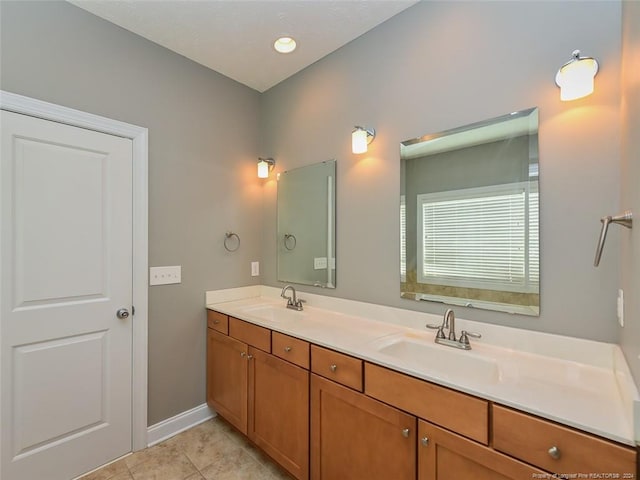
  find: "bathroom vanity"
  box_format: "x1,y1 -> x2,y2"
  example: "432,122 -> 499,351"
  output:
205,287 -> 638,480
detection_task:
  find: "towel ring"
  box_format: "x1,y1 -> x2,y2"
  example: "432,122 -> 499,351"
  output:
224,232 -> 240,252
284,233 -> 297,251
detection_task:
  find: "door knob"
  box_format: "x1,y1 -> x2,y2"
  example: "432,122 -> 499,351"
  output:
116,308 -> 130,319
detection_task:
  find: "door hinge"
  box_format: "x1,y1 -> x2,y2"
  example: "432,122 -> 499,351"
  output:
132,305 -> 135,316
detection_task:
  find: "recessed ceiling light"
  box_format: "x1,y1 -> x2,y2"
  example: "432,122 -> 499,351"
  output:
274,36 -> 297,54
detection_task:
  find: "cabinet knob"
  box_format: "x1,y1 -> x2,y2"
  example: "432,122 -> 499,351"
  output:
421,437 -> 429,447
213,319 -> 220,325
330,364 -> 337,372
240,351 -> 246,358
548,446 -> 561,460
284,346 -> 292,352
247,354 -> 254,360
401,428 -> 410,438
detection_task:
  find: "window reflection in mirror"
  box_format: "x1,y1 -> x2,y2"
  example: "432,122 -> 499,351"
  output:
400,108 -> 539,315
277,160 -> 336,288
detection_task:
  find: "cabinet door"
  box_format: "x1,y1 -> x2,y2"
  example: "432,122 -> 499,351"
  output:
311,374 -> 416,480
249,348 -> 309,480
206,329 -> 248,434
418,420 -> 544,480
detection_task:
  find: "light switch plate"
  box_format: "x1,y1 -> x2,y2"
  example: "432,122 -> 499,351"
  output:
251,261 -> 260,277
150,266 -> 181,285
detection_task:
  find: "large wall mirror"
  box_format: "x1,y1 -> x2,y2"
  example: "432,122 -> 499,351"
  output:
400,108 -> 539,315
277,160 -> 336,288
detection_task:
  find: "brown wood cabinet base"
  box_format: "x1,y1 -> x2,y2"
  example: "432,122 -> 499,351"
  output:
206,309 -> 638,480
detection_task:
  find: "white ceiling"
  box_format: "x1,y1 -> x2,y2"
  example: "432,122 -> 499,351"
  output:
68,0 -> 418,93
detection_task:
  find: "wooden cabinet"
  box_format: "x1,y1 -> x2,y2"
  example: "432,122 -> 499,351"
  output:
273,332 -> 310,369
418,420 -> 544,480
207,317 -> 309,479
207,309 -> 638,480
249,347 -> 309,480
206,328 -> 248,433
311,345 -> 363,391
493,405 -> 637,477
365,363 -> 489,444
207,309 -> 229,334
310,374 -> 416,480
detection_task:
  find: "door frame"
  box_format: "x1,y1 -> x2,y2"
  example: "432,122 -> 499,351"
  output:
0,90 -> 149,452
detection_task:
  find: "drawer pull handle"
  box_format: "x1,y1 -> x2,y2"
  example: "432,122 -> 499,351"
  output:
330,364 -> 337,372
421,437 -> 429,447
548,446 -> 561,460
284,346 -> 292,352
401,428 -> 410,438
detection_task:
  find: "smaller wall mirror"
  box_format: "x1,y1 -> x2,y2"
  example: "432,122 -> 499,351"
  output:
400,108 -> 539,315
277,160 -> 336,288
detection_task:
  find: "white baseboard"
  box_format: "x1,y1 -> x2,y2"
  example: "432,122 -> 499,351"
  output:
146,403 -> 216,447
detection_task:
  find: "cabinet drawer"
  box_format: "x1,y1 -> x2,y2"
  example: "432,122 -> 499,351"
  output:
207,310 -> 229,334
493,405 -> 636,476
229,317 -> 271,352
311,345 -> 363,391
272,332 -> 310,369
365,363 -> 489,445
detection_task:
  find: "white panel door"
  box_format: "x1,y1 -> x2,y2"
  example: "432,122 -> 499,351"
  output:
1,110 -> 133,480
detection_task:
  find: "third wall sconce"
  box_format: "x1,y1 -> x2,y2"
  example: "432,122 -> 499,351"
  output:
555,50 -> 599,101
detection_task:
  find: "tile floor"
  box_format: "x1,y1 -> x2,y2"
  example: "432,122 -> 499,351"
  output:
80,416 -> 294,480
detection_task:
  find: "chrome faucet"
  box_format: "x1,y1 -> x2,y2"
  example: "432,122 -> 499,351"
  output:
445,308 -> 456,341
426,308 -> 481,350
281,285 -> 305,311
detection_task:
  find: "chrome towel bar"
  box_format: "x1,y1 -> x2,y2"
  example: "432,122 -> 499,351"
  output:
593,211 -> 633,266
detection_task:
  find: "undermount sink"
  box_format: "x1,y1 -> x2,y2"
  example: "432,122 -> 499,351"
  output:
237,303 -> 304,323
372,333 -> 500,385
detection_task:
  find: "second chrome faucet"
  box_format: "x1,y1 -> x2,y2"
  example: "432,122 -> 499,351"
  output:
426,308 -> 481,350
281,284 -> 305,311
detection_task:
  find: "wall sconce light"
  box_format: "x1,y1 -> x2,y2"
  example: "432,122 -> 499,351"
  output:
352,126 -> 376,154
257,157 -> 275,178
555,50 -> 599,101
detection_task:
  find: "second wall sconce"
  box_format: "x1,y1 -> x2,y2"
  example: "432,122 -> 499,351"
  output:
257,157 -> 275,178
555,50 -> 599,101
352,126 -> 376,154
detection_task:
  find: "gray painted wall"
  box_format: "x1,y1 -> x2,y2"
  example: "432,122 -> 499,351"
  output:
260,1 -> 624,342
0,0 -> 632,427
0,1 -> 262,425
620,0 -> 640,383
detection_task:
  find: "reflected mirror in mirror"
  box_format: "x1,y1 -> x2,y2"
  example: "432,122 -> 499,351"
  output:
277,160 -> 336,288
400,108 -> 539,315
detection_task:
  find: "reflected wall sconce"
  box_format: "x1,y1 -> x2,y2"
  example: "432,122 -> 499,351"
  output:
257,157 -> 275,178
555,50 -> 599,101
352,126 -> 376,154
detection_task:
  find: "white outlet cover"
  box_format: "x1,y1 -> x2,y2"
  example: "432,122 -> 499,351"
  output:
251,261 -> 260,277
617,289 -> 624,327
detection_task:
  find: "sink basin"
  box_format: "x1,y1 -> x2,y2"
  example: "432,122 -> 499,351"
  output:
237,304 -> 304,323
373,333 -> 500,384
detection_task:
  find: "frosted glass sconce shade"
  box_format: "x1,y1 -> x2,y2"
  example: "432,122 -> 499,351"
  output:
352,126 -> 375,154
258,157 -> 275,178
555,50 -> 599,101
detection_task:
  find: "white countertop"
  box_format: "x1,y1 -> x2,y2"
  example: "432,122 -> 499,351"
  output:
206,285 -> 639,447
